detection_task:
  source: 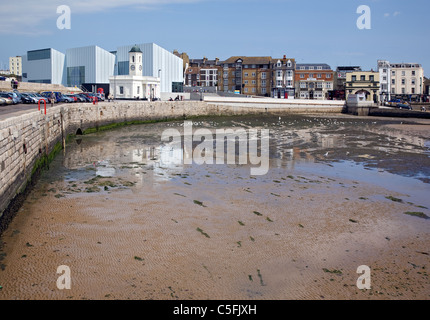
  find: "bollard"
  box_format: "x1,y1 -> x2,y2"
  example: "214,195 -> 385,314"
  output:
38,99 -> 47,115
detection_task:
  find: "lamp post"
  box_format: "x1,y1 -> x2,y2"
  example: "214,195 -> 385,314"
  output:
114,63 -> 117,100
420,77 -> 423,102
158,69 -> 161,100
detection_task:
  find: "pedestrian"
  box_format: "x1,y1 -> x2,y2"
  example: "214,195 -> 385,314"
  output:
51,92 -> 55,107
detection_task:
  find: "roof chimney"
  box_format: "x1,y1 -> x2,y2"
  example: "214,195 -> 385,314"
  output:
283,55 -> 286,60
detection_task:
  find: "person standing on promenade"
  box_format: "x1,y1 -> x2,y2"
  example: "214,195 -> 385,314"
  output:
51,92 -> 56,107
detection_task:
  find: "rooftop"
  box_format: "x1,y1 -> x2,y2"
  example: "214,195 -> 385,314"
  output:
221,56 -> 273,65
129,45 -> 143,53
296,63 -> 331,70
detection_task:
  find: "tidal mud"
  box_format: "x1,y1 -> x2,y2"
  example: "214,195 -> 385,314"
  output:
0,114 -> 429,300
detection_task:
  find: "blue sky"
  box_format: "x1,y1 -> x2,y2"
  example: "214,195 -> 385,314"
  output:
1,0 -> 429,75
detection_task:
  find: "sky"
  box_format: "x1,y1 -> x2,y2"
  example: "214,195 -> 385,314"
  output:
0,0 -> 429,75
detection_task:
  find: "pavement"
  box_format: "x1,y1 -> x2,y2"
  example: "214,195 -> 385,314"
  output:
0,102 -> 68,121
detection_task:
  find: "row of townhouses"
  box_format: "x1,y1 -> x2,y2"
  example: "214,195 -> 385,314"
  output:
176,52 -> 428,102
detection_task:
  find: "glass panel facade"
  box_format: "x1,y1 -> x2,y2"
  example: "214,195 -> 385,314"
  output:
67,66 -> 85,87
28,49 -> 51,61
29,80 -> 51,83
117,61 -> 129,75
172,82 -> 183,93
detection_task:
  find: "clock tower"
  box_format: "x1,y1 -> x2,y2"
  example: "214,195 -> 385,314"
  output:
129,45 -> 143,76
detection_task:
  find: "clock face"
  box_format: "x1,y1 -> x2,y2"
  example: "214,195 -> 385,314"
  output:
139,65 -> 142,71
130,65 -> 135,71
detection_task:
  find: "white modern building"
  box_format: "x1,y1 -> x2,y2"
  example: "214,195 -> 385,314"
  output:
22,48 -> 65,84
22,42 -> 183,96
109,45 -> 160,100
114,43 -> 183,93
9,56 -> 22,76
65,45 -> 115,89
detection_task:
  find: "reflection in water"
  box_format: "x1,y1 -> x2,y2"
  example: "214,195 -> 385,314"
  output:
61,115 -> 430,189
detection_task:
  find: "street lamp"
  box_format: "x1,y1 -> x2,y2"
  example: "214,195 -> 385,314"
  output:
420,77 -> 423,102
114,63 -> 117,100
158,69 -> 161,100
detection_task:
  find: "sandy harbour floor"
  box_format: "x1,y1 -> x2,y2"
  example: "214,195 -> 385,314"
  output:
0,115 -> 429,300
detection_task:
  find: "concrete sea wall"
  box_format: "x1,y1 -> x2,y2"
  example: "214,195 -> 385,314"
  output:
0,100 -> 344,226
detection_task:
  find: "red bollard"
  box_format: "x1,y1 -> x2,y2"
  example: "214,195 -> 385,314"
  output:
38,99 -> 47,115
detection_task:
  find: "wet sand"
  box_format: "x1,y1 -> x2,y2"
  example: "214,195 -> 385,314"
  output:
0,115 -> 429,300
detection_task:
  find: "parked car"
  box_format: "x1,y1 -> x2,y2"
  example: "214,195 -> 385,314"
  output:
96,93 -> 105,101
77,93 -> 92,102
34,92 -> 49,103
385,99 -> 401,107
0,93 -> 14,105
0,97 -> 8,105
40,91 -> 70,103
25,92 -> 47,104
81,94 -> 93,102
71,94 -> 86,102
63,94 -> 78,102
82,92 -> 99,102
40,92 -> 58,103
396,103 -> 412,110
0,92 -> 20,104
20,93 -> 37,104
61,94 -> 75,103
13,91 -> 25,104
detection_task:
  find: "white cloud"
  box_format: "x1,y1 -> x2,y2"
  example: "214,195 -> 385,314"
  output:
393,11 -> 401,17
384,13 -> 390,18
0,0 -> 203,35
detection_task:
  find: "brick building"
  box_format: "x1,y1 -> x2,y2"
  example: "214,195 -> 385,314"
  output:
295,63 -> 334,100
219,56 -> 272,96
184,57 -> 219,88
